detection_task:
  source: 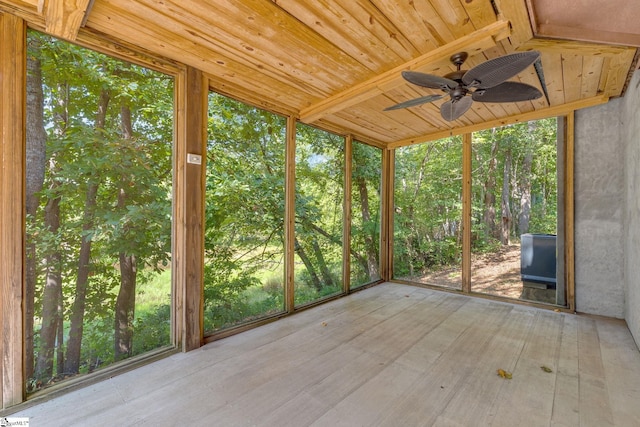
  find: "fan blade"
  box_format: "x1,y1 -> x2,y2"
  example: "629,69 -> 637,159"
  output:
401,71 -> 457,90
533,58 -> 550,105
384,94 -> 444,111
462,51 -> 541,89
440,96 -> 473,121
472,82 -> 542,103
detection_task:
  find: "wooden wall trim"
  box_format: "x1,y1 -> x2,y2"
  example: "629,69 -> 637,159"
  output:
172,70 -> 186,352
284,117 -> 296,313
342,135 -> 353,292
1,12 -> 26,409
380,148 -> 394,281
565,112 -> 576,312
461,133 -> 472,293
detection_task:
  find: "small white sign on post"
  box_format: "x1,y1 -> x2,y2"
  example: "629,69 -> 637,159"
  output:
187,153 -> 202,165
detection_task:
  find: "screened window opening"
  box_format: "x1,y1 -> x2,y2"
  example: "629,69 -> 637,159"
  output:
294,124 -> 345,306
204,92 -> 287,333
471,118 -> 564,305
390,119 -> 566,307
350,141 -> 382,289
393,137 -> 463,290
25,30 -> 174,394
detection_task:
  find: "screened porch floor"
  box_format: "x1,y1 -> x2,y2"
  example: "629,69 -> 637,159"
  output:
13,283 -> 640,426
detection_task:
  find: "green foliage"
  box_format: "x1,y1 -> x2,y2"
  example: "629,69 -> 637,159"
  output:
132,304 -> 171,355
80,316 -> 115,373
472,118 -> 558,239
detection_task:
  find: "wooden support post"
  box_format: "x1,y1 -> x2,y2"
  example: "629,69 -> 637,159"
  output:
342,135 -> 353,292
284,117 -> 296,312
0,12 -> 26,409
380,148 -> 395,281
175,66 -> 206,352
462,133 -> 472,293
564,112 -> 576,312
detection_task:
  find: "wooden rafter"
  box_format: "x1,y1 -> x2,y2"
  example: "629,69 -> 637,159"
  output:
461,133 -> 471,294
387,94 -> 608,148
517,38 -> 634,57
45,0 -> 93,41
299,20 -> 512,123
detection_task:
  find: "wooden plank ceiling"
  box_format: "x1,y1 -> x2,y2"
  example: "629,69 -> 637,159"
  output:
1,0 -> 637,147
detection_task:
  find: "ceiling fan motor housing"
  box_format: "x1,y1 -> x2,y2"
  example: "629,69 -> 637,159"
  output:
450,86 -> 468,101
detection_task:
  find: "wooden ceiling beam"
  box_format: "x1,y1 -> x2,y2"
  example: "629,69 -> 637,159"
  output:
517,38 -> 634,57
387,94 -> 609,148
536,24 -> 640,48
45,0 -> 94,41
299,20 -> 512,123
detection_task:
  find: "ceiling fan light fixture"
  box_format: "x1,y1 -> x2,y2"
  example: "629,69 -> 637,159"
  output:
386,50 -> 545,121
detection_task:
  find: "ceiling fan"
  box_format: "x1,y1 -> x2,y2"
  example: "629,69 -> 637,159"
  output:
384,51 -> 544,121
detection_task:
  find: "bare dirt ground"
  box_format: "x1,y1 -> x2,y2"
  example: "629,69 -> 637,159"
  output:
399,244 -> 524,299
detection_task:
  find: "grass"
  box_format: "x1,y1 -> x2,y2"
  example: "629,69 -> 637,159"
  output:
136,268 -> 172,315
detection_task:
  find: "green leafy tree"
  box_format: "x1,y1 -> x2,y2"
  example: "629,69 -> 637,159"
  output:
26,31 -> 173,390
473,118 -> 558,246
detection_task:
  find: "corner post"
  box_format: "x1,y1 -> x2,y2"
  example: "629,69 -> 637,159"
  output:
0,12 -> 27,408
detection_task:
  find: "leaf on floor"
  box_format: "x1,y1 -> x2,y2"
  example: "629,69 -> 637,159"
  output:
496,368 -> 512,379
540,365 -> 553,373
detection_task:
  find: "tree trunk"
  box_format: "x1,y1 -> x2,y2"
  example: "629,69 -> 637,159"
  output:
115,247 -> 137,361
35,81 -> 68,381
519,151 -> 533,235
114,181 -> 138,361
25,36 -> 48,381
500,149 -> 512,245
25,40 -> 47,215
403,145 -> 436,272
64,89 -> 110,374
294,237 -> 323,292
34,194 -> 63,381
310,238 -> 334,288
356,176 -> 379,280
483,129 -> 500,240
56,290 -> 64,376
64,182 -> 99,373
303,219 -> 368,278
114,104 -> 138,361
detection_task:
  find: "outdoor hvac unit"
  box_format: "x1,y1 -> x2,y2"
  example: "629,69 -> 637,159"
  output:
520,233 -> 557,288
